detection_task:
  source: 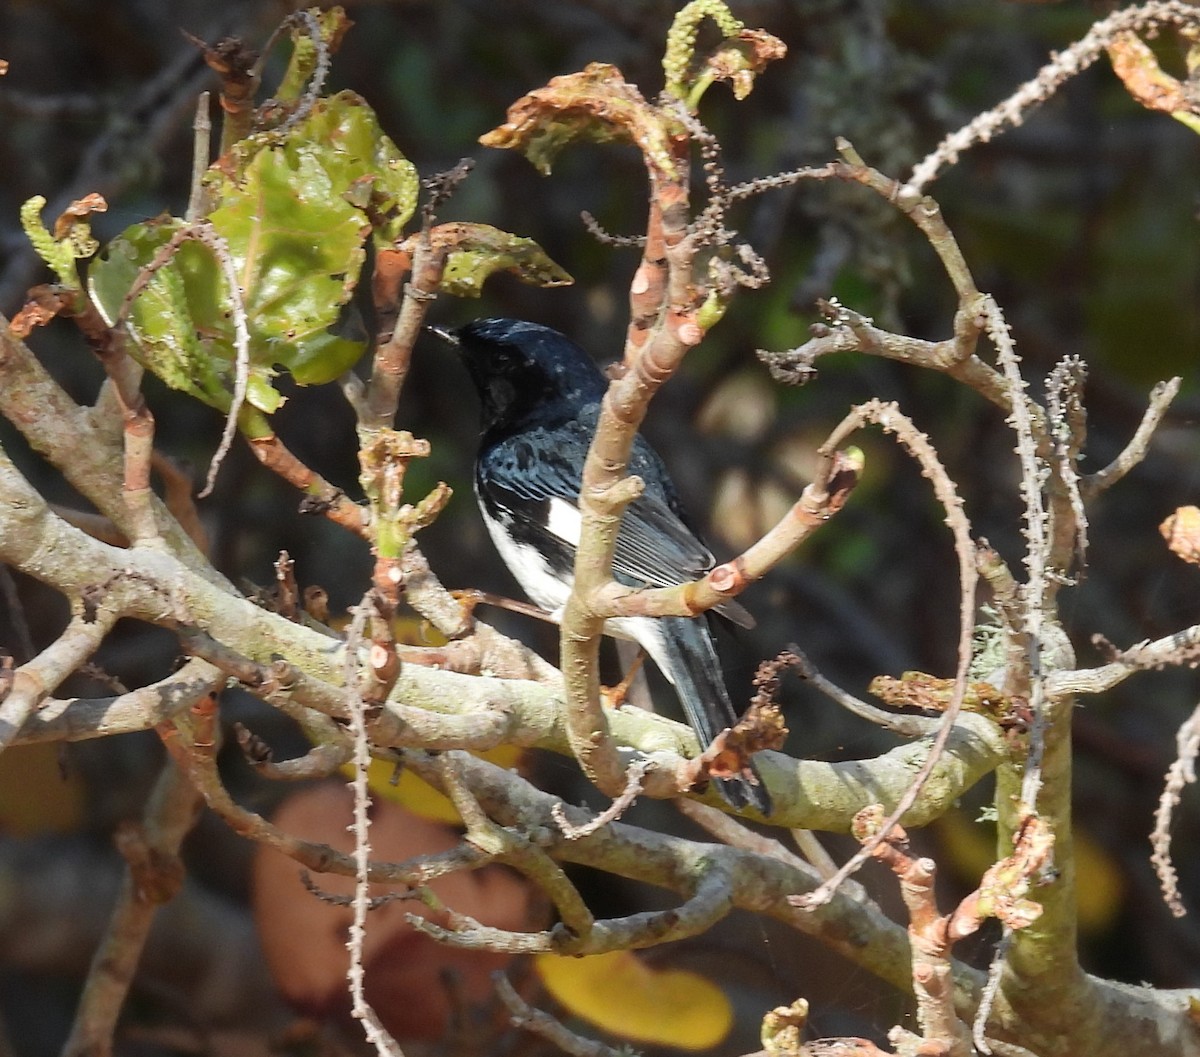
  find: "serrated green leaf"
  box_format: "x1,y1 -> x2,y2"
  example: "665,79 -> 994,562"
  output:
87,216 -> 284,414
217,91 -> 418,245
88,71 -> 419,418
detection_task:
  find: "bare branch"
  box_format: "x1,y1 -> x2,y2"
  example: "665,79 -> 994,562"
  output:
788,646 -> 940,737
1045,355 -> 1090,573
594,447 -> 860,623
553,759 -> 650,839
495,973 -> 628,1057
795,399 -> 978,908
342,597 -> 408,1057
1081,377 -> 1182,497
0,607 -> 121,752
61,759 -> 201,1057
907,1 -> 1200,191
11,658 -> 222,745
1150,700 -> 1200,917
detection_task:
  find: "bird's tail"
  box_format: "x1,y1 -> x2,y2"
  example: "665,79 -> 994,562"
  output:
657,616 -> 772,815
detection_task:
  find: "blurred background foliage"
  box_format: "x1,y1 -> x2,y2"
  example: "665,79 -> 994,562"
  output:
0,1 -> 1198,1055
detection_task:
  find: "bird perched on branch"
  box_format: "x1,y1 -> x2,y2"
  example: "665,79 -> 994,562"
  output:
432,317 -> 771,814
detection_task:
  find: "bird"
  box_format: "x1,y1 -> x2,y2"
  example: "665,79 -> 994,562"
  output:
432,316 -> 771,814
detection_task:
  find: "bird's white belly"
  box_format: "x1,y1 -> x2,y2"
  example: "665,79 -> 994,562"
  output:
482,513 -> 572,615
481,514 -> 678,687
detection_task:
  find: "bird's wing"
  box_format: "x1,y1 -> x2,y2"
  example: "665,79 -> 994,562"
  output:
478,426 -> 754,628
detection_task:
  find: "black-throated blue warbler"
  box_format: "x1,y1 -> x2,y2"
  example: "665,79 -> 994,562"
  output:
432,317 -> 770,814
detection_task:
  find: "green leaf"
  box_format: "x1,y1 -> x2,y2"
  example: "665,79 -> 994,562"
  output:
220,91 -> 419,245
275,7 -> 351,102
87,216 -> 275,413
88,91 -> 421,415
430,223 -> 574,297
206,144 -> 368,373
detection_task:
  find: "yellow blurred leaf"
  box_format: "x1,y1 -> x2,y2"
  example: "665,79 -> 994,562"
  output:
343,744 -> 524,825
535,948 -> 732,1050
934,810 -> 1124,934
1074,828 -> 1126,934
0,743 -> 85,835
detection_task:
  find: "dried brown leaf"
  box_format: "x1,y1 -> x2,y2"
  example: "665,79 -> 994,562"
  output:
702,29 -> 788,101
1161,505 -> 1200,565
1107,30 -> 1191,114
479,63 -> 678,178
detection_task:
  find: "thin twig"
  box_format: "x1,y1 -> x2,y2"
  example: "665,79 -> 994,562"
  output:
1044,355 -> 1089,573
789,646 -> 940,737
1081,376 -> 1182,497
907,1 -> 1200,190
580,210 -> 646,247
494,974 -> 629,1057
342,595 -> 408,1057
973,932 -> 1014,1054
552,759 -> 649,839
594,446 -> 859,622
187,92 -> 211,222
0,608 -> 121,753
982,299 -> 1049,813
1150,699 -> 1200,917
795,399 -> 977,908
60,758 -> 202,1057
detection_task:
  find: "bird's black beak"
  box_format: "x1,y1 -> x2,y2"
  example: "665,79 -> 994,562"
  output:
425,323 -> 459,346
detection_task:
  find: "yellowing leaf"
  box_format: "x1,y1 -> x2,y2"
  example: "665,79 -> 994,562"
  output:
343,744 -> 523,825
534,949 -> 732,1050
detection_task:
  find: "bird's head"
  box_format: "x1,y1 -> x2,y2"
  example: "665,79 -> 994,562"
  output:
431,318 -> 607,434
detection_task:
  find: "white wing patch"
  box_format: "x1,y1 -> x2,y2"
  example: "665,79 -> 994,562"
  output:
546,496 -> 582,546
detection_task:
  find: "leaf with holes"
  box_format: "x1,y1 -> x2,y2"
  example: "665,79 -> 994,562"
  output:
89,89 -> 419,418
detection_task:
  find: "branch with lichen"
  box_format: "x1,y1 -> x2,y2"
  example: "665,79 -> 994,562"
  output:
0,312 -> 221,581
0,433 -> 1008,830
805,807 -> 1054,1057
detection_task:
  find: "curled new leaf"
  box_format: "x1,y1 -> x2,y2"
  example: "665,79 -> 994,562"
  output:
700,29 -> 787,102
663,1 -> 786,108
273,7 -> 350,103
479,63 -> 678,179
1162,506 -> 1200,565
397,222 -> 573,298
1107,30 -> 1200,135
